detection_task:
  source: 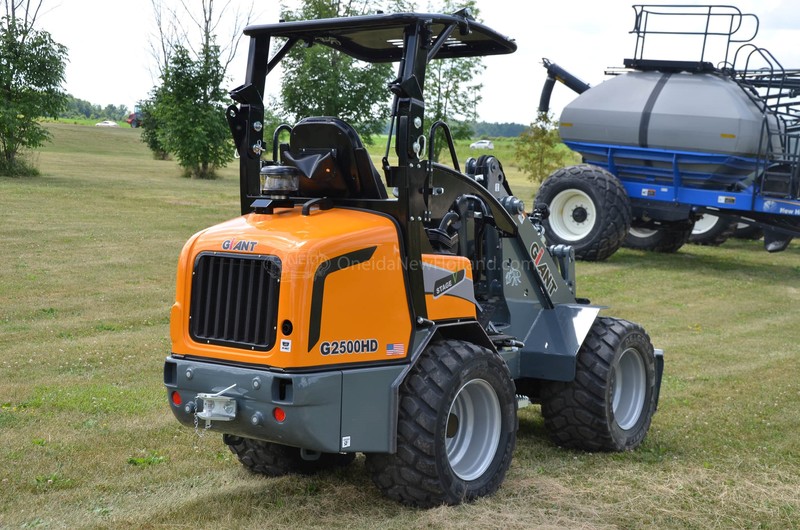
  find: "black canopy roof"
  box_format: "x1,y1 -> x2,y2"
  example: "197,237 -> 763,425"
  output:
244,12 -> 517,63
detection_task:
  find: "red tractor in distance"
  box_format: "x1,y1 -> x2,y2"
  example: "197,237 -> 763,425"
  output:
126,105 -> 142,128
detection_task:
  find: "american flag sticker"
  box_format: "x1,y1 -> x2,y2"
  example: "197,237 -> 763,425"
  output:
386,342 -> 405,356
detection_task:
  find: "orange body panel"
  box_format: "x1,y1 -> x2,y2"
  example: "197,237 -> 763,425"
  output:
422,254 -> 477,321
170,207 -> 412,368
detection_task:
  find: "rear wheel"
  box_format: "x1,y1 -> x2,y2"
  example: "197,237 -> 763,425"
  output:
689,214 -> 736,246
536,164 -> 631,261
541,317 -> 657,451
223,435 -> 355,476
366,340 -> 517,507
624,221 -> 693,253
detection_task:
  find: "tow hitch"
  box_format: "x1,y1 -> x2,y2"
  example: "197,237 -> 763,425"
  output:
195,384 -> 237,428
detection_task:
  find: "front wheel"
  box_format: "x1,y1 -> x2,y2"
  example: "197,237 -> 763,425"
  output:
541,317 -> 657,451
536,164 -> 631,261
366,340 -> 517,507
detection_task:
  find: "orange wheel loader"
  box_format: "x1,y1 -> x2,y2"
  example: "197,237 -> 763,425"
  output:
164,9 -> 663,507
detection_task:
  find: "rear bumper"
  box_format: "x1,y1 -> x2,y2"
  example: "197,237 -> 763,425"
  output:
164,356 -> 404,453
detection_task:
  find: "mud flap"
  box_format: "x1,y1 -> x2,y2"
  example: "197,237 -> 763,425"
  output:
653,348 -> 665,411
517,304 -> 601,381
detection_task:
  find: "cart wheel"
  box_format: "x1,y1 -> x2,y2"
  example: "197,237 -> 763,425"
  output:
689,214 -> 736,246
536,164 -> 631,261
624,221 -> 693,253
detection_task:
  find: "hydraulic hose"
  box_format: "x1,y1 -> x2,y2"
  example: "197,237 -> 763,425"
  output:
538,58 -> 591,114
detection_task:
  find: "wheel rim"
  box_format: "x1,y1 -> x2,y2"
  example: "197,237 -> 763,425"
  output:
612,347 -> 647,431
548,189 -> 597,241
628,226 -> 657,239
445,379 -> 501,481
692,214 -> 719,236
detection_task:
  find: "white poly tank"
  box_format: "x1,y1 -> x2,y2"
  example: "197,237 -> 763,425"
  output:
559,70 -> 770,158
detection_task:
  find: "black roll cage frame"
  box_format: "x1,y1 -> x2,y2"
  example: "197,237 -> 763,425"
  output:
225,10 -> 517,321
228,10 -> 515,208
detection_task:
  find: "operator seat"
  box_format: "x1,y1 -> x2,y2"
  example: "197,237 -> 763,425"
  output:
282,117 -> 388,199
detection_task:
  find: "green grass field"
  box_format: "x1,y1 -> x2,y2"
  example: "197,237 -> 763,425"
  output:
1,123 -> 799,529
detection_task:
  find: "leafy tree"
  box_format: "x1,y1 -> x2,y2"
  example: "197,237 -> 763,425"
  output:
426,57 -> 482,160
515,113 -> 571,186
101,104 -> 128,121
148,0 -> 251,79
279,0 -> 395,144
60,96 -> 94,119
149,45 -> 232,178
144,0 -> 249,177
143,0 -> 250,174
138,98 -> 168,160
0,1 -> 68,176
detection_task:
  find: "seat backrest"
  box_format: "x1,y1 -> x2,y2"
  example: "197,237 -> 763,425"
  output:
284,117 -> 387,199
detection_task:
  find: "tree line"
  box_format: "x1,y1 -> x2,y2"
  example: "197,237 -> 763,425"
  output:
60,96 -> 130,122
472,121 -> 527,138
57,97 -> 529,137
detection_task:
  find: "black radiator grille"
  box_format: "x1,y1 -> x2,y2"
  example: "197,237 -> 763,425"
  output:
189,253 -> 281,351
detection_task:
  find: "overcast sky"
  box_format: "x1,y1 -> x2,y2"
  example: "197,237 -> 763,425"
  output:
41,0 -> 800,124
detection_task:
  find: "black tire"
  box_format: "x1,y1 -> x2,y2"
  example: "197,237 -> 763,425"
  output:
223,435 -> 355,476
366,340 -> 517,507
535,164 -> 631,261
540,317 -> 657,452
624,221 -> 693,253
733,222 -> 763,240
689,214 -> 736,246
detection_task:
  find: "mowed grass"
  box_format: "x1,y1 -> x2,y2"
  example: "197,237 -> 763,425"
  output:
1,122 -> 799,529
